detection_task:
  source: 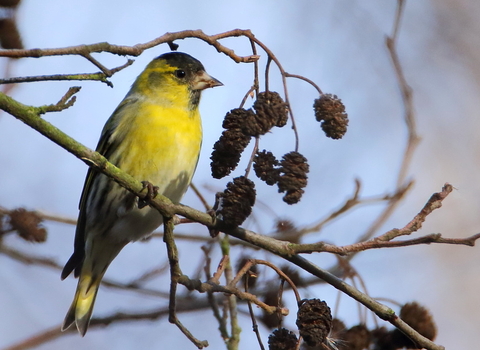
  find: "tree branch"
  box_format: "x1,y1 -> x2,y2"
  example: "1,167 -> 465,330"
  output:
0,29 -> 260,63
0,60 -> 134,87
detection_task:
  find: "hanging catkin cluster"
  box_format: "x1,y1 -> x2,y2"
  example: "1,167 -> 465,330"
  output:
253,150 -> 309,204
211,88 -> 348,224
252,91 -> 289,131
217,176 -> 256,227
277,152 -> 309,204
210,108 -> 252,179
210,91 -> 289,179
253,150 -> 280,186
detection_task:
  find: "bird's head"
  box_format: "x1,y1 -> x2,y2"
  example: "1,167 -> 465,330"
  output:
133,52 -> 223,110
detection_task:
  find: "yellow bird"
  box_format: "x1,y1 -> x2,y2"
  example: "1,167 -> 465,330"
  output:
61,52 -> 222,336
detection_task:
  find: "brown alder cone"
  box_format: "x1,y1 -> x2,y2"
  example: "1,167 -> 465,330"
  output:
314,94 -> 348,139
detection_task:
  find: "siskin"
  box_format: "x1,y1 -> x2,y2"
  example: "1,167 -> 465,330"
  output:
61,52 -> 222,336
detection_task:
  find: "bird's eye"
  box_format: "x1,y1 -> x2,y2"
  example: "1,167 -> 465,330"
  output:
175,70 -> 186,78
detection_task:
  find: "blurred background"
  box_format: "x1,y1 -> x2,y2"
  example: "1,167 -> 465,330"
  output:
0,0 -> 479,349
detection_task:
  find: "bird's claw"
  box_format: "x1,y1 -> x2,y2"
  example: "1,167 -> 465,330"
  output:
139,181 -> 159,209
207,193 -> 221,237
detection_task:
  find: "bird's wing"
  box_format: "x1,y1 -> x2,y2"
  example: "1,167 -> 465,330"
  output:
61,97 -> 137,279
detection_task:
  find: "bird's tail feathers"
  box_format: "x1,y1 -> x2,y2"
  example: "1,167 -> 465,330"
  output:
62,272 -> 102,336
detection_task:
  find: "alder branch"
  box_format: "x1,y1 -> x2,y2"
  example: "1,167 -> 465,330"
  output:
376,183 -> 453,241
177,274 -> 289,317
288,183 -> 480,255
0,29 -> 260,62
0,60 -> 134,87
0,206 -> 78,226
0,30 -> 260,96
293,232 -> 480,255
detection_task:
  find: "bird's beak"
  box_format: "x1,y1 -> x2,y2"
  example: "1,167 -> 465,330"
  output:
192,71 -> 223,90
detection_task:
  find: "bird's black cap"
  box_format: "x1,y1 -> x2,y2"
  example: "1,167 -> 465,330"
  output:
155,52 -> 206,73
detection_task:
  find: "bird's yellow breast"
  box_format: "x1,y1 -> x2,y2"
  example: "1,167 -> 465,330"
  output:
113,101 -> 202,203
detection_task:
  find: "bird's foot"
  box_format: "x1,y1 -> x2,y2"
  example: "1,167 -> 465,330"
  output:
207,193 -> 222,237
139,181 -> 159,209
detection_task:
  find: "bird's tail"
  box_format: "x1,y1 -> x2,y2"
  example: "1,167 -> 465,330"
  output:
62,271 -> 102,336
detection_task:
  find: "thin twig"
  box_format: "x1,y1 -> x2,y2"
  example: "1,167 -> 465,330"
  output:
284,72 -> 323,95
386,0 -> 420,188
0,206 -> 77,225
163,216 -> 208,348
238,85 -> 256,109
220,234 -> 241,350
245,277 -> 266,350
249,38 -> 260,97
244,136 -> 259,178
0,60 -> 134,87
190,182 -> 212,211
231,259 -> 301,304
346,0 -> 418,249
81,53 -> 113,76
34,86 -> 81,114
202,249 -> 230,340
295,179 -> 409,238
264,56 -> 272,92
375,183 -> 453,241
354,181 -> 414,244
0,73 -> 113,86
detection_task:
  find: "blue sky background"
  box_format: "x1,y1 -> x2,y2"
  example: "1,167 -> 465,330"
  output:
1,1 -> 479,349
